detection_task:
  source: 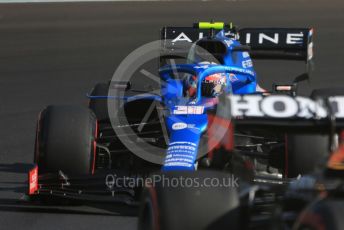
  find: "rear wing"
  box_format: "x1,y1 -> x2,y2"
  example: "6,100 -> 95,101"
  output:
213,95 -> 344,134
161,27 -> 314,63
206,95 -> 344,155
239,28 -> 314,62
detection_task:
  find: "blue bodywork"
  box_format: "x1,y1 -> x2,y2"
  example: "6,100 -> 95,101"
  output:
160,30 -> 257,171
89,30 -> 258,171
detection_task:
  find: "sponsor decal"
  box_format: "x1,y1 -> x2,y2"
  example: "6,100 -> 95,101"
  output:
164,141 -> 198,168
171,32 -> 202,43
242,59 -> 253,68
229,73 -> 238,82
228,95 -> 344,119
198,61 -> 218,66
229,66 -> 255,76
28,166 -> 38,195
173,106 -> 205,115
224,39 -> 233,47
171,32 -> 192,43
242,52 -> 250,58
169,30 -> 307,46
170,31 -> 238,44
172,122 -> 187,130
286,32 -> 304,44
171,123 -> 199,131
244,32 -> 304,45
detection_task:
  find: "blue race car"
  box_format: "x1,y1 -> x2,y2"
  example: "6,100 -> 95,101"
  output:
28,22 -> 322,220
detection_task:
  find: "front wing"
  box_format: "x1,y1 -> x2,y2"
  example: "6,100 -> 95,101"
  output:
27,165 -> 138,205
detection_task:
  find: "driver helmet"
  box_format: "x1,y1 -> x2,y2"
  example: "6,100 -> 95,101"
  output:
184,72 -> 227,98
201,73 -> 227,97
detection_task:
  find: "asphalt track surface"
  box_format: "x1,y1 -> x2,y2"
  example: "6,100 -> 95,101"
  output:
0,0 -> 344,229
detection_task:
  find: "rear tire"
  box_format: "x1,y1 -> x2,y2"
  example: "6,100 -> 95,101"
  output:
138,170 -> 240,230
34,105 -> 97,175
285,134 -> 328,178
285,87 -> 344,178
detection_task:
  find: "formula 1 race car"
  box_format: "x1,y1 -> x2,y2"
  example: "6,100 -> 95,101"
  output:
86,22 -> 320,178
137,94 -> 344,230
27,22 -> 343,228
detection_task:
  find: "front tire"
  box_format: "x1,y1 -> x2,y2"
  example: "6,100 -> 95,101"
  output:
138,171 -> 240,230
34,105 -> 97,175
